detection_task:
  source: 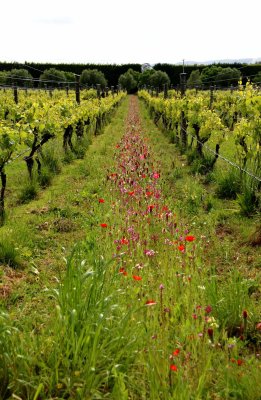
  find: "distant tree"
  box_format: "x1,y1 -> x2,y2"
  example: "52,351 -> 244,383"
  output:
187,69 -> 202,88
201,65 -> 223,86
252,71 -> 261,84
118,69 -> 138,93
39,68 -> 66,88
138,69 -> 155,88
149,70 -> 170,90
0,71 -> 7,86
64,71 -> 76,83
201,66 -> 241,87
6,69 -> 33,88
80,69 -> 107,88
215,67 -> 241,87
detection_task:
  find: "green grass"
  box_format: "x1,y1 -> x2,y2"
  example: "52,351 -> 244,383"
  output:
0,96 -> 260,399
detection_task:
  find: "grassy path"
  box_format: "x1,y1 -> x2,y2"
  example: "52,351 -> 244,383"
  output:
0,95 -> 260,399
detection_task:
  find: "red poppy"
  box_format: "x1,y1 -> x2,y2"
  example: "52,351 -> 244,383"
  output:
100,223 -> 107,228
146,191 -> 153,197
120,237 -> 129,245
237,359 -> 244,366
170,364 -> 178,371
133,275 -> 142,281
178,244 -> 185,252
145,300 -> 157,306
148,205 -> 155,213
99,198 -> 105,203
185,235 -> 195,242
119,268 -> 127,276
242,310 -> 248,319
128,191 -> 135,196
172,349 -> 180,356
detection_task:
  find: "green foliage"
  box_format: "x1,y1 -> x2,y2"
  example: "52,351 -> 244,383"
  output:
18,180 -> 38,203
39,68 -> 67,88
201,65 -> 241,87
80,69 -> 107,88
118,69 -> 138,93
138,69 -> 155,88
149,70 -> 170,90
6,69 -> 33,88
216,170 -> 242,199
0,236 -> 21,268
187,69 -> 202,88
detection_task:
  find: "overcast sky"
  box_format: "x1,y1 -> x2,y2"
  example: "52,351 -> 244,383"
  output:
1,0 -> 260,65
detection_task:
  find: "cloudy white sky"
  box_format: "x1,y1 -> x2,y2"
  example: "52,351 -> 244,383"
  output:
1,0 -> 260,65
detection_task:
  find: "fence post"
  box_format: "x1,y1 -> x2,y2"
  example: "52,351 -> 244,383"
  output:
75,75 -> 80,104
97,84 -> 101,99
13,85 -> 18,104
210,85 -> 214,109
180,73 -> 187,149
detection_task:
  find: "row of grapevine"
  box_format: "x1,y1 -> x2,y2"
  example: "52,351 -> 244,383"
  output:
0,88 -> 126,223
139,84 -> 261,214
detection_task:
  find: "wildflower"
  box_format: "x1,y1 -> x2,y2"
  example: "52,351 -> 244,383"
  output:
153,172 -> 160,179
133,275 -> 142,281
178,244 -> 185,252
185,235 -> 195,242
172,349 -> 180,356
99,198 -> 105,203
145,300 -> 157,306
119,268 -> 127,276
256,322 -> 261,331
170,364 -> 178,371
242,310 -> 248,319
205,305 -> 212,314
147,205 -> 155,213
207,328 -> 214,342
159,283 -> 164,290
144,249 -> 155,257
100,223 -> 107,228
237,359 -> 244,366
120,237 -> 129,245
128,191 -> 135,196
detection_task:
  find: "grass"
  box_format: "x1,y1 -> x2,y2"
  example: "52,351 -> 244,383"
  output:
0,95 -> 260,399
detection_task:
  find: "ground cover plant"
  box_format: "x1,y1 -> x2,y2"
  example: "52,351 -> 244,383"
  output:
0,95 -> 260,399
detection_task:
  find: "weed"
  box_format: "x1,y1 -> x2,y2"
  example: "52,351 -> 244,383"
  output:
18,180 -> 38,204
216,170 -> 241,199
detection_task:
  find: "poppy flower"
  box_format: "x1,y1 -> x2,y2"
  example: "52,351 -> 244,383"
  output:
178,244 -> 185,252
242,310 -> 248,319
120,237 -> 129,245
119,268 -> 127,276
128,191 -> 135,196
172,349 -> 180,356
170,364 -> 178,371
100,223 -> 107,228
133,275 -> 142,281
99,198 -> 105,203
145,300 -> 157,306
185,235 -> 195,242
237,359 -> 244,366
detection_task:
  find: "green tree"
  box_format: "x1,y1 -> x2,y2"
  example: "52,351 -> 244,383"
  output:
118,70 -> 138,94
6,69 -> 33,88
215,67 -> 241,87
149,70 -> 170,90
0,71 -> 7,86
187,69 -> 202,88
201,65 -> 223,86
252,71 -> 261,84
39,68 -> 66,88
138,69 -> 155,88
80,69 -> 107,88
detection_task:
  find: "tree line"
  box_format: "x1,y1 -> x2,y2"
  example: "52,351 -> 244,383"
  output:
0,62 -> 260,92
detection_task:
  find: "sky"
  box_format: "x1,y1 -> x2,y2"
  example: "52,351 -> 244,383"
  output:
1,0 -> 260,65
